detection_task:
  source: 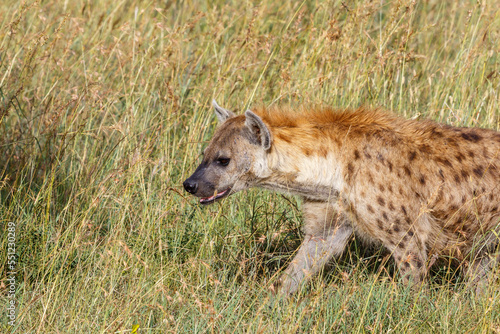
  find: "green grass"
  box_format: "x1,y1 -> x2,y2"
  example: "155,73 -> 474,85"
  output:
0,0 -> 499,332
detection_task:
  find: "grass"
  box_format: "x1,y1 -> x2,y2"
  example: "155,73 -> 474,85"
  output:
0,0 -> 499,332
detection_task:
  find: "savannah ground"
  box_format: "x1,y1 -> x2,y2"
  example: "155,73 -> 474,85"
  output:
0,0 -> 499,332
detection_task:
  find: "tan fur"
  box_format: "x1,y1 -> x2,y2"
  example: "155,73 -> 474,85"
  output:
184,104 -> 500,294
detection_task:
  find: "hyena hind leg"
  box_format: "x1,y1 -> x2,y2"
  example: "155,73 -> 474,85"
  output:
389,236 -> 428,289
277,201 -> 353,295
465,252 -> 500,295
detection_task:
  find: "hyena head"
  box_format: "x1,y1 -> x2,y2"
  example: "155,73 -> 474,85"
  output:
183,100 -> 272,204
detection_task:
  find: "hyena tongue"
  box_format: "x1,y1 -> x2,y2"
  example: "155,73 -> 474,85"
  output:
200,188 -> 230,204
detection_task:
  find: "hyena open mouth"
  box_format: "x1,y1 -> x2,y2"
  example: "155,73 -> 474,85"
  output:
199,188 -> 231,205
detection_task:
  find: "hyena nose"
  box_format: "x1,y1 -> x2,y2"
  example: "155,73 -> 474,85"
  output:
183,179 -> 198,194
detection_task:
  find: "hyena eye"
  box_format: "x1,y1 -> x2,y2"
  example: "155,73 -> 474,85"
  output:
216,158 -> 230,166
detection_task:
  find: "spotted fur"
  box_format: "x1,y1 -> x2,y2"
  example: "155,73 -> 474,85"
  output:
183,101 -> 500,294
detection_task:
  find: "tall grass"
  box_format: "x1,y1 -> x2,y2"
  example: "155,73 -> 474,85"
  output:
0,0 -> 499,332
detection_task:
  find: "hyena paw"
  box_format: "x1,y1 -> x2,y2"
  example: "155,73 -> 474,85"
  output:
467,277 -> 490,297
272,275 -> 300,296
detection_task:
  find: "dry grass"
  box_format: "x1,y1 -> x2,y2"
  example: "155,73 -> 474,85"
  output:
0,0 -> 499,332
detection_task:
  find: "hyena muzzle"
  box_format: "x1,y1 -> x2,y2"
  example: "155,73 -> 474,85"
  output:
184,100 -> 500,295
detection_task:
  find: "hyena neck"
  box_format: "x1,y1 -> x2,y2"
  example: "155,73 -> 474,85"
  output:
257,132 -> 345,201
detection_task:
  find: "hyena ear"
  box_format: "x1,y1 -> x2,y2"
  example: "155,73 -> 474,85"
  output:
244,110 -> 272,150
212,100 -> 235,124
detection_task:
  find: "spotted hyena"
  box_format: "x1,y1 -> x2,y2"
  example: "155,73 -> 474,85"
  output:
183,100 -> 500,294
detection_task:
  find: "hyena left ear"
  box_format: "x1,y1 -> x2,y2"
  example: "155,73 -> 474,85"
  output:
244,110 -> 272,150
213,100 -> 235,124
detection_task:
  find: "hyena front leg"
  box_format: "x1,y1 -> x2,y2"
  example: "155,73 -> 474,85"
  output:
278,200 -> 353,295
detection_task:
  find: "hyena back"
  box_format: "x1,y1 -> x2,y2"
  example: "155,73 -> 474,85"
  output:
183,101 -> 500,294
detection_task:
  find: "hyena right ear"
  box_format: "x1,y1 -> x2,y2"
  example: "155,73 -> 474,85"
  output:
212,100 -> 235,124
